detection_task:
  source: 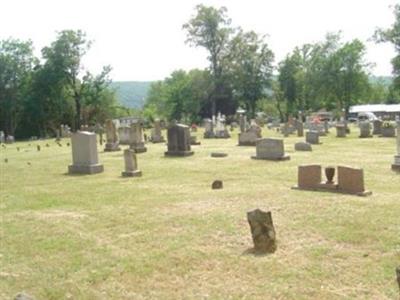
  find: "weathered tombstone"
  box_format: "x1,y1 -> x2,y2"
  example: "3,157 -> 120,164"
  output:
211,152 -> 228,158
337,166 -> 367,195
118,126 -> 130,145
239,114 -> 246,133
252,138 -> 290,160
381,124 -> 396,137
392,121 -> 400,172
359,121 -> 372,138
282,123 -> 290,137
294,142 -> 312,152
165,123 -> 194,157
129,122 -> 147,153
211,180 -> 223,189
247,209 -> 277,254
306,131 -> 320,145
297,165 -> 322,189
68,131 -> 104,174
296,120 -> 304,137
372,120 -> 382,135
238,123 -> 262,146
104,119 -> 120,151
336,124 -> 347,137
203,118 -> 215,138
215,113 -> 230,138
324,120 -> 330,134
37,145 -> 41,152
122,149 -> 142,177
151,119 -> 165,143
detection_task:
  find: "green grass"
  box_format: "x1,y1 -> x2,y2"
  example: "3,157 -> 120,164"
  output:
1,126 -> 399,299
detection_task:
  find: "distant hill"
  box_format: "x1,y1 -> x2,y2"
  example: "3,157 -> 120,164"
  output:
111,76 -> 394,109
110,81 -> 153,109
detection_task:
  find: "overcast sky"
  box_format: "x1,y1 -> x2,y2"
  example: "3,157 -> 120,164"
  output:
0,0 -> 397,81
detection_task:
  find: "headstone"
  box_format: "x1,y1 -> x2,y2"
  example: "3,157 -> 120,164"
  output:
68,131 -> 104,174
372,120 -> 382,135
151,119 -> 165,143
203,118 -> 215,138
251,138 -> 290,160
306,131 -> 320,144
129,122 -> 147,153
296,120 -> 304,137
215,113 -> 230,138
37,145 -> 41,152
381,124 -> 396,137
239,114 -> 246,133
294,142 -> 312,151
165,123 -> 194,157
392,121 -> 400,172
211,180 -> 223,189
297,165 -> 322,189
324,120 -> 330,134
5,135 -> 15,144
122,149 -> 142,177
359,121 -> 372,138
118,126 -> 130,145
337,166 -> 366,195
104,119 -> 120,151
238,124 -> 262,146
211,152 -> 228,158
247,209 -> 277,254
336,124 -> 347,137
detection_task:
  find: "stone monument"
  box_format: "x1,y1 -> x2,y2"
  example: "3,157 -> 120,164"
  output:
359,121 -> 372,138
151,119 -> 165,143
104,119 -> 120,151
247,209 -> 277,254
203,118 -> 215,138
392,121 -> 400,172
251,138 -> 290,160
68,131 -> 104,174
165,123 -> 194,157
122,149 -> 142,177
306,131 -> 321,144
129,122 -> 147,153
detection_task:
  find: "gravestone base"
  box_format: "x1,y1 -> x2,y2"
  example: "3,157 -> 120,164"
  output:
165,151 -> 194,157
292,182 -> 372,197
104,143 -> 121,152
392,155 -> 400,172
122,170 -> 142,177
130,143 -> 147,153
251,154 -> 290,161
68,164 -> 104,174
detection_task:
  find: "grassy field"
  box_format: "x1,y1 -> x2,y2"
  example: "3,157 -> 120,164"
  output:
1,126 -> 399,299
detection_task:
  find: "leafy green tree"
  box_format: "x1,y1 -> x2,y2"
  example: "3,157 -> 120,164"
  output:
0,39 -> 37,136
375,4 -> 400,90
228,30 -> 274,117
183,5 -> 234,116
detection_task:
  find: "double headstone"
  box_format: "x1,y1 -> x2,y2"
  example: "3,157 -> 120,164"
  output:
165,123 -> 194,157
104,119 -> 120,151
129,122 -> 147,153
251,138 -> 290,160
68,131 -> 104,174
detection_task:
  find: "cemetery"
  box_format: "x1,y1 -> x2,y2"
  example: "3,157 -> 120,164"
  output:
1,122 -> 399,299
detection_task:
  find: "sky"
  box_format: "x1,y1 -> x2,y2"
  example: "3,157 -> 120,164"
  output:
0,0 -> 398,81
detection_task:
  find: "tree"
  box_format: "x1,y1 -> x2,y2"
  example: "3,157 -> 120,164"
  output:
183,5 -> 234,116
0,39 -> 36,136
375,4 -> 400,90
228,30 -> 274,117
41,30 -> 91,130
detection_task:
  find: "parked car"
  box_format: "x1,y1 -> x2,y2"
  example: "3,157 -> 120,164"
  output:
357,112 -> 378,121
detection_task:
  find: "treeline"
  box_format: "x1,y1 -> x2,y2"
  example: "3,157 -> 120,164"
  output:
0,30 -> 131,138
144,4 -> 400,123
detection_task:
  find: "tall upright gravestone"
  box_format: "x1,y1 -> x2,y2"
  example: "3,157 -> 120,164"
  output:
68,131 -> 104,174
104,119 -> 120,151
129,122 -> 147,153
392,121 -> 400,172
151,119 -> 165,143
165,123 -> 194,157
